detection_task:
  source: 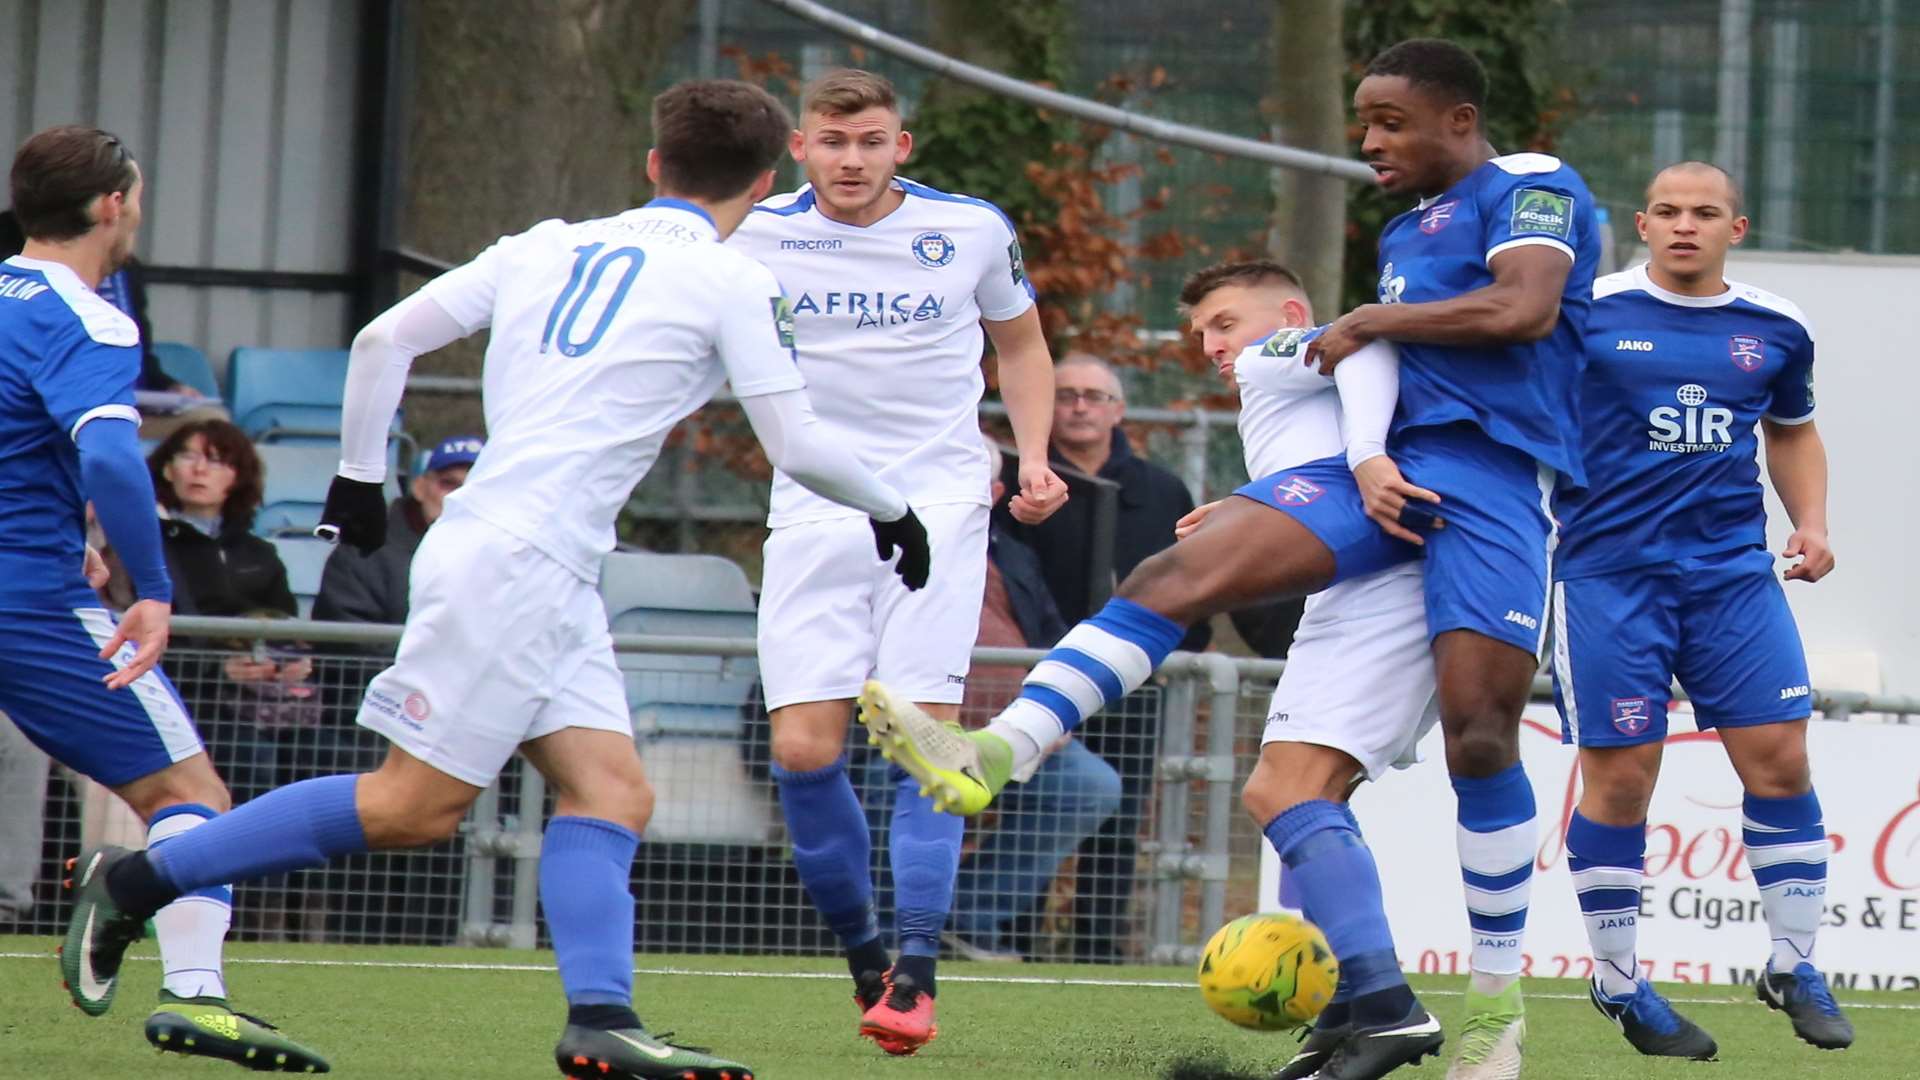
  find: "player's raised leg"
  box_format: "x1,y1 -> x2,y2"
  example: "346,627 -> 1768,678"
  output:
1248,747 -> 1441,1080
860,495 -> 1339,815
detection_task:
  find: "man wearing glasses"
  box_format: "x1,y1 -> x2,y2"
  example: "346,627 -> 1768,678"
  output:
997,352 -> 1208,963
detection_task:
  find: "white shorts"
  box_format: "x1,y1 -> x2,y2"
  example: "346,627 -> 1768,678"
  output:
356,513 -> 631,787
1260,564 -> 1440,781
757,502 -> 989,711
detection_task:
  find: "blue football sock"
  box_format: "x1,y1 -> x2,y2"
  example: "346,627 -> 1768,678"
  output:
1453,763 -> 1537,980
987,598 -> 1186,751
1264,799 -> 1407,1024
541,816 -> 639,1007
143,774 -> 368,895
889,765 -> 963,988
774,757 -> 881,952
1743,789 -> 1827,970
1567,811 -> 1646,998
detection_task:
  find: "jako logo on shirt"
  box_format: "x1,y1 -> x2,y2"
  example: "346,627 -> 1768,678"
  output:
1647,384 -> 1733,453
1419,200 -> 1459,234
1616,339 -> 1655,352
790,291 -> 946,329
779,238 -> 843,251
1780,684 -> 1810,700
1503,609 -> 1539,631
911,231 -> 956,267
1729,334 -> 1766,372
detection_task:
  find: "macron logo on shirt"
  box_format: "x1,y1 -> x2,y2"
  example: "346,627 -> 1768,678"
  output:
779,239 -> 843,251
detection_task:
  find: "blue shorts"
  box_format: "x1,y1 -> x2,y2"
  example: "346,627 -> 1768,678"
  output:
1233,454 -> 1420,586
1393,423 -> 1554,654
1549,546 -> 1811,747
0,604 -> 203,786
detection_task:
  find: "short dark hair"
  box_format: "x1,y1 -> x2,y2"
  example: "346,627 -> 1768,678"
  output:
9,126 -> 138,241
651,80 -> 793,202
1647,160 -> 1745,216
150,419 -> 265,533
1365,38 -> 1489,114
1178,260 -> 1306,309
801,69 -> 898,117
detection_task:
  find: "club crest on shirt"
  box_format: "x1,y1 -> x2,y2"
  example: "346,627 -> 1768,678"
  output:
911,231 -> 956,268
1729,334 -> 1765,372
1610,696 -> 1651,737
1007,239 -> 1027,286
1419,200 -> 1459,234
1273,475 -> 1323,506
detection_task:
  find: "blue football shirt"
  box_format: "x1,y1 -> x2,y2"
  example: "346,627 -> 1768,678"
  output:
1377,153 -> 1601,486
0,255 -> 145,604
1553,264 -> 1816,579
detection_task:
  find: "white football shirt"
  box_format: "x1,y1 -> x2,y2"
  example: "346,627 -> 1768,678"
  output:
418,199 -> 806,580
729,178 -> 1037,526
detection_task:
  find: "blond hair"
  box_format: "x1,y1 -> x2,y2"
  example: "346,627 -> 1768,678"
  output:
801,68 -> 898,117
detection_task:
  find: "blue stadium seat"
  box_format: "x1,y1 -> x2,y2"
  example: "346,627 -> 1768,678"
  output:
598,551 -> 759,739
226,347 -> 353,441
599,551 -> 772,842
271,535 -> 336,619
254,442 -> 353,537
151,341 -> 219,398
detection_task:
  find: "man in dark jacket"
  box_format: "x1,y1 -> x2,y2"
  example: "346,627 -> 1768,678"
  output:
997,353 -> 1209,962
312,435 -> 481,626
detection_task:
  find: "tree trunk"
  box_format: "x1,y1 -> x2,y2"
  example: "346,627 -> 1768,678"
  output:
393,0 -> 691,438
1265,0 -> 1347,318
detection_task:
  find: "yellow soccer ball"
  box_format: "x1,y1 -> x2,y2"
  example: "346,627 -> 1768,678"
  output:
1196,912 -> 1340,1031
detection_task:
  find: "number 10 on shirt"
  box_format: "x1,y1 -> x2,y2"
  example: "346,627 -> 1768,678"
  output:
540,243 -> 646,357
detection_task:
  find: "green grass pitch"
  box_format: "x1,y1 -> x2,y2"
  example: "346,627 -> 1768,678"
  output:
2,936 -> 1914,1078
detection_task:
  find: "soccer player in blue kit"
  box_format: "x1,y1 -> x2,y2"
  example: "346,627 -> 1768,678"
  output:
861,38 -> 1594,1080
1301,39 -> 1601,1079
0,126 -> 326,1071
1551,161 -> 1852,1059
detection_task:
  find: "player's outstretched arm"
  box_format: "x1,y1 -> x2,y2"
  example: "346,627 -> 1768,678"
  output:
1306,245 -> 1572,374
738,388 -> 929,589
1762,417 -> 1833,582
984,307 -> 1068,524
1332,339 -> 1442,544
320,290 -> 474,554
74,416 -> 173,687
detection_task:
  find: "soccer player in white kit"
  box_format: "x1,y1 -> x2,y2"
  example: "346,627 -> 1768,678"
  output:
863,261 -> 1451,1079
726,69 -> 1066,1055
61,81 -> 930,1080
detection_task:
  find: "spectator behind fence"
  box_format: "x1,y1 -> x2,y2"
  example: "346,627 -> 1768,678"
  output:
945,438 -> 1120,961
0,209 -> 225,438
997,352 -> 1210,963
312,435 -> 482,627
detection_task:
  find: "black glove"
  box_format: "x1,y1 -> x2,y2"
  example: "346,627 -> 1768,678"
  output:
871,508 -> 931,591
315,476 -> 389,555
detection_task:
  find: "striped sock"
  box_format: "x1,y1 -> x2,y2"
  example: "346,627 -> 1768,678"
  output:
1566,812 -> 1646,998
1453,763 -> 1537,985
147,805 -> 232,1000
984,598 -> 1185,773
1743,790 -> 1828,970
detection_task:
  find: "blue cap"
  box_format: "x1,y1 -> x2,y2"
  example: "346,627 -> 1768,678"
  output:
424,435 -> 483,473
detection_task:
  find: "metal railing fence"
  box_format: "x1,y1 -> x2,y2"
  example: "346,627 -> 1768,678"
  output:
5,616 -> 1916,966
